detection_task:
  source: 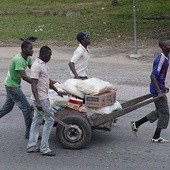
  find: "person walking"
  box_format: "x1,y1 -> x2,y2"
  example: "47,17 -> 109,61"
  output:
0,41 -> 33,139
69,32 -> 91,80
27,46 -> 64,156
130,38 -> 170,143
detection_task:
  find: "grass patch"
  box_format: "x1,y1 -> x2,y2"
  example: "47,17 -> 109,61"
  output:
0,0 -> 169,46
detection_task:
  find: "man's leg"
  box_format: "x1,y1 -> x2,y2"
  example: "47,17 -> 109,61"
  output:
40,99 -> 55,155
131,97 -> 159,137
151,95 -> 169,143
9,87 -> 32,138
155,95 -> 169,130
27,107 -> 43,152
0,87 -> 15,118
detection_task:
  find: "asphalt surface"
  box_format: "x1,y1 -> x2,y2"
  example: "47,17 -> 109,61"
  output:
0,46 -> 170,170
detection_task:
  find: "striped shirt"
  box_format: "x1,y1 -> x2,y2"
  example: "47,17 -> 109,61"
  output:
31,58 -> 50,100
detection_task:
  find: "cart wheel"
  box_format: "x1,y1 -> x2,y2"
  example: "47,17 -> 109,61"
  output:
56,114 -> 92,149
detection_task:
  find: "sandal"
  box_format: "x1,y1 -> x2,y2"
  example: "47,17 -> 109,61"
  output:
130,121 -> 138,137
151,137 -> 169,143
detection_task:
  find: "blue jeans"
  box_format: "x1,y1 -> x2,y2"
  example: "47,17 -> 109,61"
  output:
0,86 -> 32,136
27,99 -> 54,154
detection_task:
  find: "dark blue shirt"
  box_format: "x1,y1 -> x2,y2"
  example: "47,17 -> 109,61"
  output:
150,53 -> 169,94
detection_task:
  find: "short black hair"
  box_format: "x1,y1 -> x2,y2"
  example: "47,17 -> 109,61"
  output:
159,38 -> 170,49
21,41 -> 32,49
39,46 -> 51,55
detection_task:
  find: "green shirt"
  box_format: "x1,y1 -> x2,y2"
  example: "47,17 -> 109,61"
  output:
5,53 -> 32,87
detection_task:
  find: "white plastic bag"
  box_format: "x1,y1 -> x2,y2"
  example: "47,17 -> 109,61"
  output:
76,77 -> 116,95
61,79 -> 85,99
48,89 -> 69,107
86,101 -> 122,116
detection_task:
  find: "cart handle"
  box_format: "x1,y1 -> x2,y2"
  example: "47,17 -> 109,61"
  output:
121,93 -> 152,109
92,93 -> 166,127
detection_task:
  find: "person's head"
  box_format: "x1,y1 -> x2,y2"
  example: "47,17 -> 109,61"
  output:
39,46 -> 52,63
76,32 -> 90,46
159,38 -> 170,54
21,41 -> 33,57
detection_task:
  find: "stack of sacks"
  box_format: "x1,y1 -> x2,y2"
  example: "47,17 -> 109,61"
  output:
75,77 -> 116,95
61,79 -> 85,99
61,78 -> 116,97
75,78 -> 120,115
61,78 -> 120,115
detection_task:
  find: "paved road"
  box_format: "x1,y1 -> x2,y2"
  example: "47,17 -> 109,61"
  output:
0,46 -> 170,170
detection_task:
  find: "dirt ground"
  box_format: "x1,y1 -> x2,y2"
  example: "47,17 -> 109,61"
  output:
0,38 -> 161,61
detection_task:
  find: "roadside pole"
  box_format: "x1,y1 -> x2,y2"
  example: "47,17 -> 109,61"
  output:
133,0 -> 137,54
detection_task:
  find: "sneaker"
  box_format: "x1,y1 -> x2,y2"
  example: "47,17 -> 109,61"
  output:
130,121 -> 138,137
27,147 -> 40,153
42,151 -> 56,156
151,137 -> 169,143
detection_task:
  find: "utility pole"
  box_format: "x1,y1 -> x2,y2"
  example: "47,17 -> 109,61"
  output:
133,0 -> 137,54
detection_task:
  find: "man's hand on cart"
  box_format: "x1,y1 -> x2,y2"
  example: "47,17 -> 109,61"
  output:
35,102 -> 43,111
165,87 -> 169,93
158,92 -> 165,98
157,88 -> 169,98
57,91 -> 67,97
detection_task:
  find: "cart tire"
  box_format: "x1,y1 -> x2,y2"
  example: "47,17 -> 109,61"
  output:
56,114 -> 92,149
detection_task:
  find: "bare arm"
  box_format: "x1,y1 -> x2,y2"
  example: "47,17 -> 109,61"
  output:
28,64 -> 32,69
19,70 -> 31,84
50,79 -> 60,84
49,79 -> 67,97
150,73 -> 165,97
31,78 -> 42,111
68,62 -> 79,79
49,79 -> 58,92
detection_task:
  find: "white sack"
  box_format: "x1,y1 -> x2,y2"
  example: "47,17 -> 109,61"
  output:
86,101 -> 122,116
48,89 -> 69,107
76,77 -> 116,95
61,79 -> 85,99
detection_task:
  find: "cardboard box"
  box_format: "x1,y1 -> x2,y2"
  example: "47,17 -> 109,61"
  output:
85,90 -> 116,108
66,98 -> 83,111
